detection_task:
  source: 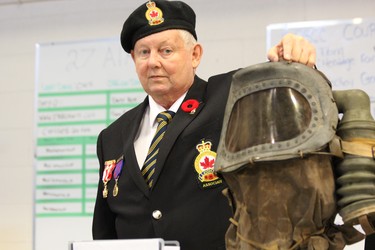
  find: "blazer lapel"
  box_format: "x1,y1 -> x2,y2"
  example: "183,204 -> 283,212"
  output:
151,76 -> 207,189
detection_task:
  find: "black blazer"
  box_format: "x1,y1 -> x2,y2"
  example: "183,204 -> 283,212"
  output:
365,233 -> 375,249
92,73 -> 235,250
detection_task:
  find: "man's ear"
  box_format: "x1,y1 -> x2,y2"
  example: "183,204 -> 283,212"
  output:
192,43 -> 203,69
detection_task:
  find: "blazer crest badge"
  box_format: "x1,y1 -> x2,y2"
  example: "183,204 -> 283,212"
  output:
194,140 -> 223,189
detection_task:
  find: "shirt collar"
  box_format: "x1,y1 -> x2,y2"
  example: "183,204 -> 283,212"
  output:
148,93 -> 187,127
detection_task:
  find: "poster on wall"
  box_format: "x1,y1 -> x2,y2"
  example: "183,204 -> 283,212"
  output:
34,38 -> 146,250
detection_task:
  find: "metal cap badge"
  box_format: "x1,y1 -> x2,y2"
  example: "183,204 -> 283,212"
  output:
145,1 -> 164,26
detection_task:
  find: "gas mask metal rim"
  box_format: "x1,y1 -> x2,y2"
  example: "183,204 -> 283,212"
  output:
215,61 -> 339,173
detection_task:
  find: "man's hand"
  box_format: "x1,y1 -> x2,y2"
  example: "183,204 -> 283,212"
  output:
267,33 -> 316,68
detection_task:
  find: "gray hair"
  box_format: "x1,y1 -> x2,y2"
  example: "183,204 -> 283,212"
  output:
178,29 -> 197,49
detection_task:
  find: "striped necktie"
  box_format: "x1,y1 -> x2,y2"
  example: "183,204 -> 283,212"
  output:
141,110 -> 175,188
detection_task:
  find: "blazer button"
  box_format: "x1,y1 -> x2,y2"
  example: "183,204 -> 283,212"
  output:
152,210 -> 162,220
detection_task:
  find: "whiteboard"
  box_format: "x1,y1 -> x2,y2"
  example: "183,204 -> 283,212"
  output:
34,38 -> 146,250
267,17 -> 375,118
267,18 -> 375,250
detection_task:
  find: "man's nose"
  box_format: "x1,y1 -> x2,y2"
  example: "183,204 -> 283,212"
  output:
147,51 -> 161,67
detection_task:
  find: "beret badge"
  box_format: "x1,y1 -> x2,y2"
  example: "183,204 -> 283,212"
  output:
145,1 -> 164,26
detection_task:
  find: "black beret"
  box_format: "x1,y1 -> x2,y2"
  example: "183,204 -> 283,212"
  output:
120,0 -> 197,53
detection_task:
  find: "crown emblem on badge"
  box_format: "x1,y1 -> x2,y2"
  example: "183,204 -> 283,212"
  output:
145,1 -> 164,26
196,140 -> 212,153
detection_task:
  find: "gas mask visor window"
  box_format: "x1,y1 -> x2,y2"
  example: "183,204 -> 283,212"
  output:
215,62 -> 339,173
225,87 -> 312,153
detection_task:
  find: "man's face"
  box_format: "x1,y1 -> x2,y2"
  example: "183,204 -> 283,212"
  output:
131,29 -> 201,107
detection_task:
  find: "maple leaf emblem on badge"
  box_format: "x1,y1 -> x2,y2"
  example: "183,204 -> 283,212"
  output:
200,156 -> 215,169
150,10 -> 159,18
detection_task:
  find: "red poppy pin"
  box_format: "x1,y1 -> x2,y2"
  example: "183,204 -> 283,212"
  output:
181,99 -> 199,114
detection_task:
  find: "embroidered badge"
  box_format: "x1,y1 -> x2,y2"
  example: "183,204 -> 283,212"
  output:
102,159 -> 116,198
145,1 -> 164,26
194,140 -> 223,189
112,156 -> 124,197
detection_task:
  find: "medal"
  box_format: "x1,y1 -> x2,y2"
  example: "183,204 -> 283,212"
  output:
102,159 -> 116,198
113,181 -> 119,197
113,156 -> 124,197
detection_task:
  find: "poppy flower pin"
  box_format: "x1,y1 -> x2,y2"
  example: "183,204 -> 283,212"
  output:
181,99 -> 200,114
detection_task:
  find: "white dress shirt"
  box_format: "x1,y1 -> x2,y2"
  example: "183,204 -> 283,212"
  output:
133,94 -> 186,169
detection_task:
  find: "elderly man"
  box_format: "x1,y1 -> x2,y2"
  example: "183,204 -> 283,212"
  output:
92,1 -> 317,249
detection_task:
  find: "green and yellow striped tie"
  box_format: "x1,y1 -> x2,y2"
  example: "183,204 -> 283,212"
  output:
141,111 -> 175,188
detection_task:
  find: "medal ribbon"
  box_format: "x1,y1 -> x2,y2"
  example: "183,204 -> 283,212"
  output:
113,156 -> 124,197
102,160 -> 116,198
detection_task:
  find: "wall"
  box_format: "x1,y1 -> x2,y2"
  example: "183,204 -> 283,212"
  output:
0,0 -> 374,249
